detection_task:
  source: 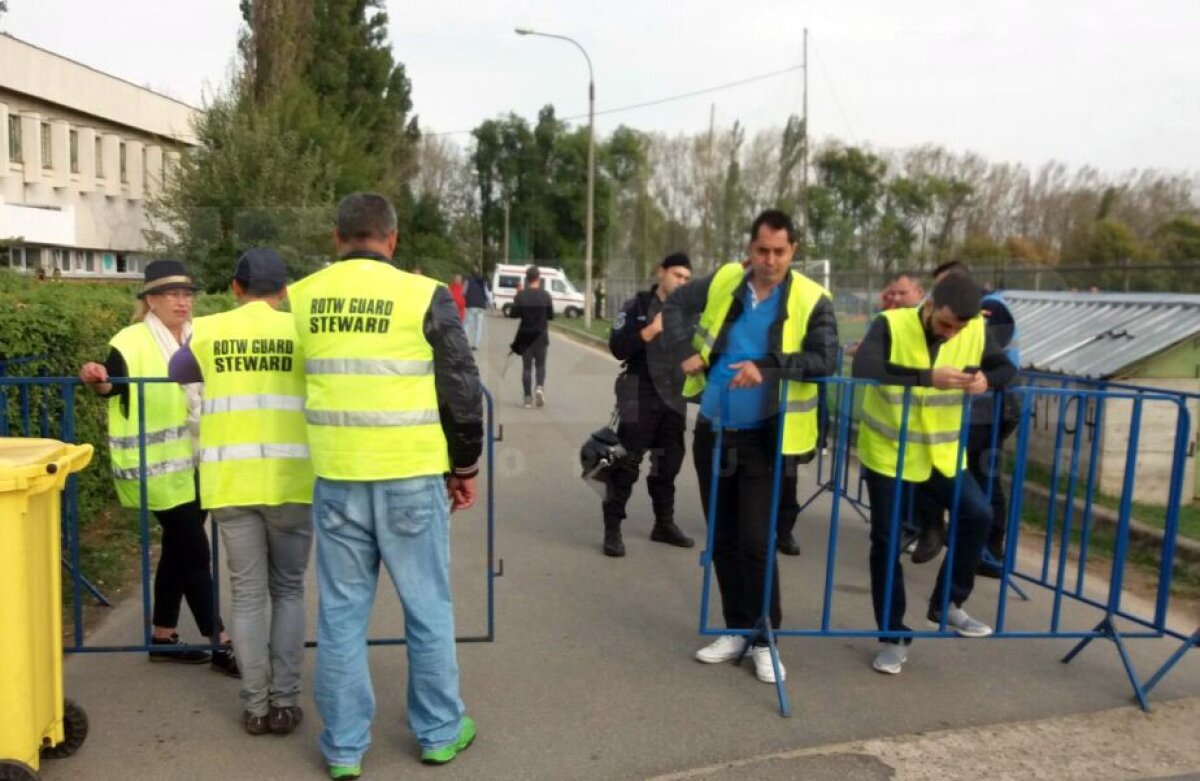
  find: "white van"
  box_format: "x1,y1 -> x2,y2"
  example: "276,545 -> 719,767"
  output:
491,263 -> 586,318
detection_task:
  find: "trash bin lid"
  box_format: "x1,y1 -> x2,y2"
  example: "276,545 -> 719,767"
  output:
0,438 -> 72,471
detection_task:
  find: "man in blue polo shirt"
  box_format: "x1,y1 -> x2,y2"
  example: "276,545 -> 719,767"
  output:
663,210 -> 838,684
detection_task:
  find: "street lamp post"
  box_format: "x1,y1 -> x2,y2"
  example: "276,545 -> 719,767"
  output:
515,27 -> 595,328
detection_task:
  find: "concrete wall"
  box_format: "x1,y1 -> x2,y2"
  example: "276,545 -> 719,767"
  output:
1021,375 -> 1198,507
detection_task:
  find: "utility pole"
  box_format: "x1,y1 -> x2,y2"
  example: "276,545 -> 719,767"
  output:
800,27 -> 809,259
503,199 -> 510,265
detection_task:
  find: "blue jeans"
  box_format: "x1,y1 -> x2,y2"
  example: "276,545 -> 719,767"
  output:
465,306 -> 485,349
313,476 -> 465,767
864,468 -> 992,644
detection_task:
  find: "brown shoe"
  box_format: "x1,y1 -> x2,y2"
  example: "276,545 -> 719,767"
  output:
243,710 -> 271,736
268,705 -> 304,735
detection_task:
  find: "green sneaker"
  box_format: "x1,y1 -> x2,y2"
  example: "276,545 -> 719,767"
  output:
421,716 -> 476,765
328,763 -> 362,780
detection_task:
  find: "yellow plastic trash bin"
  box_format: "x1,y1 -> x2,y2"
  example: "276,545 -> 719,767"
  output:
0,438 -> 93,781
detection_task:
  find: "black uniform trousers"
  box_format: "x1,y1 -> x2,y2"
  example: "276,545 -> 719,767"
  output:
602,392 -> 686,527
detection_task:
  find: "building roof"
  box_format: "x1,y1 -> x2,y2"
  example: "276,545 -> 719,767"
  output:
0,33 -> 199,144
1003,290 -> 1200,378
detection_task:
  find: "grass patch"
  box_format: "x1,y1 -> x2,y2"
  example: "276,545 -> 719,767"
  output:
550,315 -> 611,341
1021,460 -> 1200,542
1017,497 -> 1200,601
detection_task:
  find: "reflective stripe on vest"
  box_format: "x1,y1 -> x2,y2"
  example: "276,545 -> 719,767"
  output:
289,259 -> 450,481
683,264 -> 830,455
856,309 -> 984,481
201,394 -> 305,415
107,323 -> 197,511
189,302 -> 315,508
305,358 -> 433,376
198,443 -> 310,463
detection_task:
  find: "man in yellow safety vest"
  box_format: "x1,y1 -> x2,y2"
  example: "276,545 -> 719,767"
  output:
168,248 -> 314,736
852,272 -> 1015,676
289,193 -> 483,779
662,209 -> 838,685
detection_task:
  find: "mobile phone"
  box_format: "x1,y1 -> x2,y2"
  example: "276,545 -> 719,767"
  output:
963,365 -> 981,374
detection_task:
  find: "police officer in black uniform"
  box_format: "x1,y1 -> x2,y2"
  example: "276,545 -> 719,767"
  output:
601,253 -> 696,557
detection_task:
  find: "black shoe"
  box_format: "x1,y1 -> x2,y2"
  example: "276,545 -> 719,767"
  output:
603,528 -> 625,557
650,521 -> 695,548
243,710 -> 271,736
911,523 -> 945,564
776,532 -> 801,556
976,548 -> 1004,579
268,705 -> 304,735
148,634 -> 211,665
211,645 -> 241,678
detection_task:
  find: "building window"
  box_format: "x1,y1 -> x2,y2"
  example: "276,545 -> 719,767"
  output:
0,247 -> 26,270
69,130 -> 79,174
119,142 -> 127,183
115,253 -> 127,273
52,248 -> 69,271
41,122 -> 52,169
6,116 -> 20,161
95,137 -> 104,178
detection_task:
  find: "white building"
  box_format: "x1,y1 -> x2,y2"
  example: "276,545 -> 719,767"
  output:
0,33 -> 198,280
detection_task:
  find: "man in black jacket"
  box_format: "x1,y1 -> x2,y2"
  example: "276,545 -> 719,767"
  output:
510,266 -> 554,408
601,253 -> 696,557
662,210 -> 838,684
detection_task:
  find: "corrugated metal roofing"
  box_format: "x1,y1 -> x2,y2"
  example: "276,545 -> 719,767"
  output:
1004,291 -> 1200,378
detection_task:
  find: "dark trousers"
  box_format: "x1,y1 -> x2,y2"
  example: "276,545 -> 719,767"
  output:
521,341 -> 548,396
152,499 -> 224,637
865,468 -> 992,643
776,457 -> 800,538
694,421 -> 781,634
602,401 -> 686,527
915,424 -> 1010,555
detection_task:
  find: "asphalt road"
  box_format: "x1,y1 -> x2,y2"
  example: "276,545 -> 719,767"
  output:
42,313 -> 1200,780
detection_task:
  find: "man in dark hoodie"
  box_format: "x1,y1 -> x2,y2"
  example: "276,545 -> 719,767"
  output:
601,252 -> 696,557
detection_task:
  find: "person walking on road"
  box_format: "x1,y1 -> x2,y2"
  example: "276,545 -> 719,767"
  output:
78,259 -> 238,676
852,272 -> 1015,676
511,265 -> 553,409
167,249 -> 314,736
463,267 -> 490,350
289,193 -> 483,778
601,252 -> 695,557
663,209 -> 838,685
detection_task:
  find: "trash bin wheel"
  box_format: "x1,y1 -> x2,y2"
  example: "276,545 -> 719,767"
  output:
0,760 -> 38,781
41,699 -> 88,760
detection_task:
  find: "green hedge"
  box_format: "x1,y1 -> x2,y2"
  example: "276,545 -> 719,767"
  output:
0,271 -> 235,579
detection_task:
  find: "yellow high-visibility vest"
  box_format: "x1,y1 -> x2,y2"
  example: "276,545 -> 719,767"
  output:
684,263 -> 830,455
189,301 -> 314,508
857,309 -> 985,480
107,323 -> 196,510
289,258 -> 450,480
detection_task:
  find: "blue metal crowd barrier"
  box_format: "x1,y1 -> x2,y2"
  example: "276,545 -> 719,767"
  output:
0,373 -> 501,655
698,374 -> 1196,716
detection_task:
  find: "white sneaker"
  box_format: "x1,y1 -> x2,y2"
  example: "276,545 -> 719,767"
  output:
872,644 -> 909,675
534,386 -> 545,407
523,396 -> 533,409
750,646 -> 786,683
929,605 -> 993,638
695,634 -> 745,664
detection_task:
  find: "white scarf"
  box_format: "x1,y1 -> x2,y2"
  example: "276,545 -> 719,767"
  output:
144,311 -> 203,439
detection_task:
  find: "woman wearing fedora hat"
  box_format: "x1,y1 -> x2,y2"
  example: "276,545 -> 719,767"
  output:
79,259 -> 238,676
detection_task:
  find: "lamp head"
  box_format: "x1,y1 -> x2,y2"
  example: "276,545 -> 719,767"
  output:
514,27 -> 533,35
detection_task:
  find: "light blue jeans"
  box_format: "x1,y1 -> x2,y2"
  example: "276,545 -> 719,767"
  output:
214,503 -> 313,716
465,306 -> 485,349
313,475 -> 465,767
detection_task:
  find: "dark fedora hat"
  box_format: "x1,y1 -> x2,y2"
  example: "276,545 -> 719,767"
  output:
138,259 -> 199,298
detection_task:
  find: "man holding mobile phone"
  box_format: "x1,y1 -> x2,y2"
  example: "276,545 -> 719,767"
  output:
851,273 -> 1015,675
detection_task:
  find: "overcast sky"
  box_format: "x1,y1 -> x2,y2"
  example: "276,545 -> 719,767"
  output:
5,0 -> 1198,173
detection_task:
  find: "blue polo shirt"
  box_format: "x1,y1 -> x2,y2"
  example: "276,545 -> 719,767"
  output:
699,285 -> 781,428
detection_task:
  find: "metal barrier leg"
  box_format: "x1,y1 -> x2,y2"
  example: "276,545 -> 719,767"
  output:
1062,617 -> 1150,711
1142,629 -> 1198,696
60,557 -> 112,606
